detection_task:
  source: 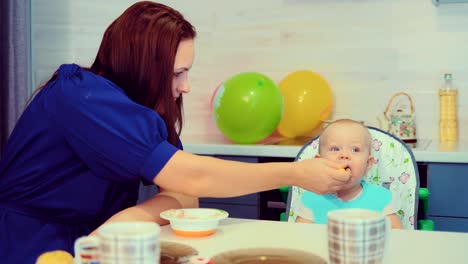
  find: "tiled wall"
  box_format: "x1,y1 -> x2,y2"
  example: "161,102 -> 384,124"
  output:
32,0 -> 468,142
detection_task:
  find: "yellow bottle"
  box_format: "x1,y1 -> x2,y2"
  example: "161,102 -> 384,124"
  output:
439,73 -> 458,143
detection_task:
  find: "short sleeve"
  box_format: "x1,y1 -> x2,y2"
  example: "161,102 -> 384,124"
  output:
45,64 -> 178,183
383,192 -> 401,215
295,196 -> 315,221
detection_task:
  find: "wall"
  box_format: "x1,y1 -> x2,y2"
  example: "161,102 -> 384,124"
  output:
32,0 -> 468,142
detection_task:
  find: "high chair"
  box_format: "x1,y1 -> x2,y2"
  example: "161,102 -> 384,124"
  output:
284,126 -> 421,230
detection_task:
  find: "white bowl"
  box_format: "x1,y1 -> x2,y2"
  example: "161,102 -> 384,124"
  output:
160,208 -> 228,237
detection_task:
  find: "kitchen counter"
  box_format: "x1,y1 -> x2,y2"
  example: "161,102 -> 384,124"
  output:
181,134 -> 468,163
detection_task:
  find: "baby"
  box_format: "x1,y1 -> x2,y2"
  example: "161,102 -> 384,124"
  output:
295,119 -> 403,229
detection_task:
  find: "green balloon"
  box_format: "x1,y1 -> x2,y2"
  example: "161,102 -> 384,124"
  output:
213,72 -> 284,144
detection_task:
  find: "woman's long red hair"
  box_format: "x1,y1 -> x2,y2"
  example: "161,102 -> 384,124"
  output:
32,1 -> 196,146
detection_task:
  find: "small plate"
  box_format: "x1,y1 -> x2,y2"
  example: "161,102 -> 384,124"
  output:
160,241 -> 198,264
160,208 -> 229,221
211,248 -> 327,264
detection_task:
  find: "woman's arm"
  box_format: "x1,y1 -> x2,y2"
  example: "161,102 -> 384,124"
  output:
91,188 -> 198,234
154,150 -> 351,198
92,150 -> 348,234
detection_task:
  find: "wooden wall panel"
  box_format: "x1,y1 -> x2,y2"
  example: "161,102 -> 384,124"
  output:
32,0 -> 468,142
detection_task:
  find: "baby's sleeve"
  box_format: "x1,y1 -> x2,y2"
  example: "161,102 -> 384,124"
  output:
383,192 -> 401,215
295,195 -> 315,221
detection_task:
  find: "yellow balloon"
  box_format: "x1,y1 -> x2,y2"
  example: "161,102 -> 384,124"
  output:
277,70 -> 333,138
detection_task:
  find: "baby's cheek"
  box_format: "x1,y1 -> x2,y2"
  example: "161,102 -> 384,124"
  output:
348,176 -> 362,185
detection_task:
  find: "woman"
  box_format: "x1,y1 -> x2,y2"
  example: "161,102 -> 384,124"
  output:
0,1 -> 350,263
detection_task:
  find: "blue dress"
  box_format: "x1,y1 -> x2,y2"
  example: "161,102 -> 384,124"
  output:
0,64 -> 180,263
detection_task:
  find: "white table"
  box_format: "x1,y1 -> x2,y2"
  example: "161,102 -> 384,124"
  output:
160,218 -> 468,263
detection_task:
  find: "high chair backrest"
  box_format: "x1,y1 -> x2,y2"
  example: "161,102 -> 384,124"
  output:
285,126 -> 420,230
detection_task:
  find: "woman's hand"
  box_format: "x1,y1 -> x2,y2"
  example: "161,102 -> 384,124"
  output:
292,157 -> 351,194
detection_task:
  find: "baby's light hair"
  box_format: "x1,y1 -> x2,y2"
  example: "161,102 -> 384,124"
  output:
318,119 -> 372,154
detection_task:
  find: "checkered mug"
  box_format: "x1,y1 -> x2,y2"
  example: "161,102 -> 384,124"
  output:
74,222 -> 161,264
327,209 -> 389,264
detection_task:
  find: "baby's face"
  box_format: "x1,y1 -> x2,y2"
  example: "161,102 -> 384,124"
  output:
319,122 -> 373,189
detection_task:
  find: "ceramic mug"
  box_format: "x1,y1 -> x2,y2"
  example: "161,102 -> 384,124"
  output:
327,209 -> 389,264
74,222 -> 161,264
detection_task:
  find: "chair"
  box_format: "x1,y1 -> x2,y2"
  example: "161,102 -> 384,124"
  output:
284,126 -> 421,230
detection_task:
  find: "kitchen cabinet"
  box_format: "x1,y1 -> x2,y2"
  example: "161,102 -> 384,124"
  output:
427,163 -> 468,232
199,155 -> 260,219
138,156 -> 261,219
200,195 -> 259,219
195,156 -> 292,221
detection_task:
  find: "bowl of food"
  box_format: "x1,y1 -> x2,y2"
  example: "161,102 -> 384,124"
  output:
160,241 -> 198,264
160,208 -> 229,237
211,248 -> 327,264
